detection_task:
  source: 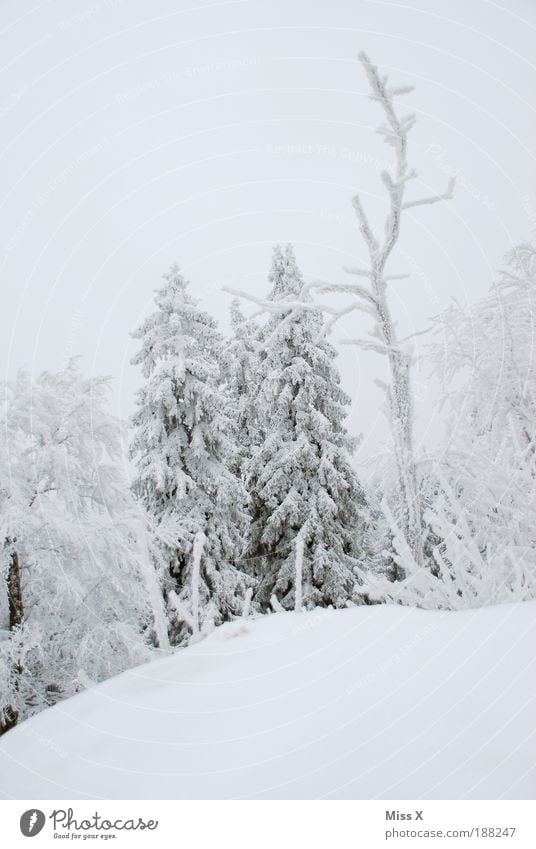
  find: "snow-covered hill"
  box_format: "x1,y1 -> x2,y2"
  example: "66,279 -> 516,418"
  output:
1,603 -> 535,800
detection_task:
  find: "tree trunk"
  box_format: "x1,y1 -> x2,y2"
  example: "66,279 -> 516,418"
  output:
0,705 -> 19,736
373,279 -> 423,571
7,545 -> 24,630
388,351 -> 423,570
1,540 -> 24,735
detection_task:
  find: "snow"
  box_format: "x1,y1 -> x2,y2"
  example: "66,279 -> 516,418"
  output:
1,602 -> 535,800
129,264 -> 250,645
242,244 -> 365,611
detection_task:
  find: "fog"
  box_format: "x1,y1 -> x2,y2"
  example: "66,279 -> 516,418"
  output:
1,0 -> 535,472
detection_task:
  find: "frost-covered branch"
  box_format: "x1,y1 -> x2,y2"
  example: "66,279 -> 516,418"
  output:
403,176 -> 456,210
339,338 -> 400,355
226,52 -> 455,569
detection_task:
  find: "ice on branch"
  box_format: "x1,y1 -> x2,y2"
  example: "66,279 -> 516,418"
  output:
226,53 -> 455,569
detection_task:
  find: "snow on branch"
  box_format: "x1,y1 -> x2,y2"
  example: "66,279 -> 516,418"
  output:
352,194 -> 380,257
339,338 -> 400,355
191,531 -> 205,641
222,54 -> 455,569
224,54 -> 454,359
403,176 -> 456,210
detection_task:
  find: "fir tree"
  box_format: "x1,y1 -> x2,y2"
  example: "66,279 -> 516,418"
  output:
130,264 -> 250,644
245,245 -> 367,610
223,299 -> 260,477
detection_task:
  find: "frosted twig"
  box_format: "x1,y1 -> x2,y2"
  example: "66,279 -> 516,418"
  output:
403,176 -> 456,210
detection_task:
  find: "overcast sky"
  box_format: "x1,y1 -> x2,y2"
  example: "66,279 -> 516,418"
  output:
1,0 -> 535,472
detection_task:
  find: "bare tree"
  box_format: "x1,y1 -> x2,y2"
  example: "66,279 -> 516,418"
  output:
226,52 -> 454,569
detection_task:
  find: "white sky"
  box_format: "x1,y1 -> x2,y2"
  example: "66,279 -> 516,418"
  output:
1,0 -> 535,472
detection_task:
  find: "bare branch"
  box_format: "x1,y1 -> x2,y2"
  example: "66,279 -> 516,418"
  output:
397,326 -> 434,345
341,265 -> 372,278
315,311 -> 342,343
339,338 -> 399,355
312,298 -> 382,343
403,176 -> 456,210
223,287 -> 320,316
306,277 -> 370,297
319,278 -> 378,305
381,170 -> 396,194
352,194 -> 380,257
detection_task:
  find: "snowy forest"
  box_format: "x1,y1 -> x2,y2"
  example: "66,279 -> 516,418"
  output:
1,52 -> 535,736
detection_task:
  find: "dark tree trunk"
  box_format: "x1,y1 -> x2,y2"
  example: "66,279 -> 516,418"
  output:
7,545 -> 24,630
0,705 -> 19,736
1,540 -> 23,736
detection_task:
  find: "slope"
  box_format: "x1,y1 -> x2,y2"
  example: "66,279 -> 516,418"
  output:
1,603 -> 535,799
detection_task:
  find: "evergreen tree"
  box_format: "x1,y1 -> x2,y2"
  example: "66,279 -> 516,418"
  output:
130,264 -> 250,644
245,245 -> 367,610
223,299 -> 261,477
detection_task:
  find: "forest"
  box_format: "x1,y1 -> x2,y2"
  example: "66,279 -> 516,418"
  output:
1,53 -> 535,735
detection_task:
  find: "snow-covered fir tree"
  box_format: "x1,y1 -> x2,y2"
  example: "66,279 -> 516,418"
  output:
226,56 -> 456,572
0,362 -> 154,732
222,299 -> 260,477
245,244 -> 367,610
130,264 -> 251,645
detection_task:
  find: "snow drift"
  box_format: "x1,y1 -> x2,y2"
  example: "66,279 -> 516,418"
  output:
1,603 -> 535,800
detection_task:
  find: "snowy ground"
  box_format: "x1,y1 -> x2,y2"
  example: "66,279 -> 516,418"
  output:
1,603 -> 535,800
